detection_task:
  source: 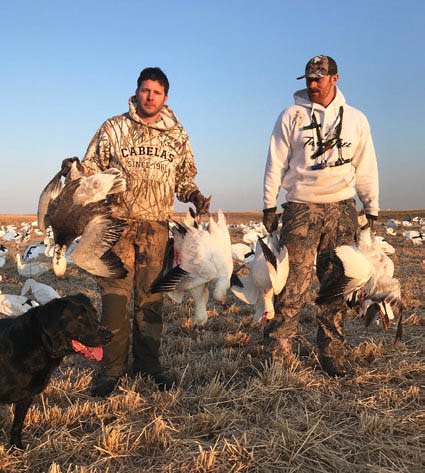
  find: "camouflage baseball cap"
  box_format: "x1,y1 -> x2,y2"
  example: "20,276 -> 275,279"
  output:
296,55 -> 338,80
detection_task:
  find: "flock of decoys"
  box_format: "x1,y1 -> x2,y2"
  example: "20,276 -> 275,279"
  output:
0,158 -> 422,343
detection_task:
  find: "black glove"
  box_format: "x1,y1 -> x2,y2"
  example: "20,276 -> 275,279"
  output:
366,213 -> 378,231
189,190 -> 211,215
61,156 -> 82,177
262,207 -> 276,233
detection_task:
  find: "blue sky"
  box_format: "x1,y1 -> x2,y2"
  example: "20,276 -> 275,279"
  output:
1,0 -> 424,214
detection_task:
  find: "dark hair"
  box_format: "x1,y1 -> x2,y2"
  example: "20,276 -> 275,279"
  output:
136,67 -> 169,95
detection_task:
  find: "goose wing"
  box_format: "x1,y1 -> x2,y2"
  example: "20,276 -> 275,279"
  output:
71,213 -> 127,278
37,170 -> 64,231
72,168 -> 126,206
151,226 -> 216,293
316,245 -> 374,305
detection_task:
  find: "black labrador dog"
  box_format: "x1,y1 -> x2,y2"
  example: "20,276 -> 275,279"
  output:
0,293 -> 111,449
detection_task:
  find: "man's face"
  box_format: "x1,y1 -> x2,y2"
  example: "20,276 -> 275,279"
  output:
306,74 -> 339,107
135,79 -> 168,122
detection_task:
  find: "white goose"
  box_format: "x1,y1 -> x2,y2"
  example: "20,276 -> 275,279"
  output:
0,293 -> 39,316
151,209 -> 233,325
231,232 -> 289,323
37,159 -> 128,279
20,278 -> 60,304
231,242 -> 254,264
316,212 -> 402,329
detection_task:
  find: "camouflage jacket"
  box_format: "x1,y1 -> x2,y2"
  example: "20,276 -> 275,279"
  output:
82,97 -> 199,221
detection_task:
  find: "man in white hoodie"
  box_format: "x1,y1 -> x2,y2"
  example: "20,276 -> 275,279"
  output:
262,55 -> 379,376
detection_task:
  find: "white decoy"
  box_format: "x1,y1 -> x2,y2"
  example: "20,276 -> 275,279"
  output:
37,159 -> 128,279
384,226 -> 396,236
0,244 -> 7,268
402,230 -> 424,245
2,231 -> 18,242
374,236 -> 395,255
16,253 -> 51,278
0,293 -> 39,316
22,242 -> 48,262
231,233 -> 289,323
151,209 -> 233,325
20,278 -> 60,304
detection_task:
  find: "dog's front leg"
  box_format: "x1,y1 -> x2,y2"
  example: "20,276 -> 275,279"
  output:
10,397 -> 33,449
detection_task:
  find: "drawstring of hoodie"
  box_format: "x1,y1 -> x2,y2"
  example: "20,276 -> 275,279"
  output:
306,106 -> 350,170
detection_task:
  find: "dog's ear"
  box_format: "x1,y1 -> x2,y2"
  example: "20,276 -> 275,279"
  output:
37,297 -> 74,357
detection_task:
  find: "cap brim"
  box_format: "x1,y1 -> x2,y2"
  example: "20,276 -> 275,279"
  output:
297,73 -> 327,80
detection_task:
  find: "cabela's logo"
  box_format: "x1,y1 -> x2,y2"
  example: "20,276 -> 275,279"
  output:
121,146 -> 174,162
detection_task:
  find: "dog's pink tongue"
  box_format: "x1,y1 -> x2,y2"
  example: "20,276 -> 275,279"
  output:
71,340 -> 103,361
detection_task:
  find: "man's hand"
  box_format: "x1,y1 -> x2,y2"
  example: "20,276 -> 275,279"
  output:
262,207 -> 277,233
189,191 -> 211,215
366,213 -> 378,231
61,156 -> 82,177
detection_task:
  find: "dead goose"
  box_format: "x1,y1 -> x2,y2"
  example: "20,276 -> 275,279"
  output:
231,232 -> 289,323
151,210 -> 233,325
37,158 -> 128,279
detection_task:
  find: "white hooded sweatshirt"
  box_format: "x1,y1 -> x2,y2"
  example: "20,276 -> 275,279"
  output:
263,87 -> 379,216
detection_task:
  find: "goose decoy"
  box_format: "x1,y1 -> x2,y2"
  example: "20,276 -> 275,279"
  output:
37,159 -> 128,279
0,244 -> 7,268
20,278 -> 60,304
16,252 -> 51,278
0,293 -> 39,316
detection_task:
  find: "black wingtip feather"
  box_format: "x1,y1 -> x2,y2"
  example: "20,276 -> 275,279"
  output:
100,250 -> 128,279
150,265 -> 189,293
258,238 -> 277,270
230,273 -> 244,288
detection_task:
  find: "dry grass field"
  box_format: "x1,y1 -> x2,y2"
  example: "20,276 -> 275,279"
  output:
0,210 -> 424,472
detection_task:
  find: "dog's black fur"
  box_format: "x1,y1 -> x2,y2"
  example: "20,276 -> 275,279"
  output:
0,293 -> 111,449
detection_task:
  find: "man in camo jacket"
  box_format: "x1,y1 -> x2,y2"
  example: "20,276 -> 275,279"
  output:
65,67 -> 210,397
262,55 -> 379,377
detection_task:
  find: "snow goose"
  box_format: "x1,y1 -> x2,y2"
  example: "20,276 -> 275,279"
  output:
20,278 -> 60,304
374,236 -> 395,255
151,210 -> 233,325
231,232 -> 289,323
316,213 -> 402,329
0,293 -> 39,316
37,159 -> 128,279
231,242 -> 254,264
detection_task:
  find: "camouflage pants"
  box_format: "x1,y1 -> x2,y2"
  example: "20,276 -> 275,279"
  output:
96,221 -> 169,378
274,200 -> 358,352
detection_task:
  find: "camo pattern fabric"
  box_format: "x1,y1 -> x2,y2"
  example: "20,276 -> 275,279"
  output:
273,199 -> 358,341
82,97 -> 199,221
95,221 -> 169,377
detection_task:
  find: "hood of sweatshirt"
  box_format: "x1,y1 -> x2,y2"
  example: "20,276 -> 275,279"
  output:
293,86 -> 346,114
128,96 -> 180,131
